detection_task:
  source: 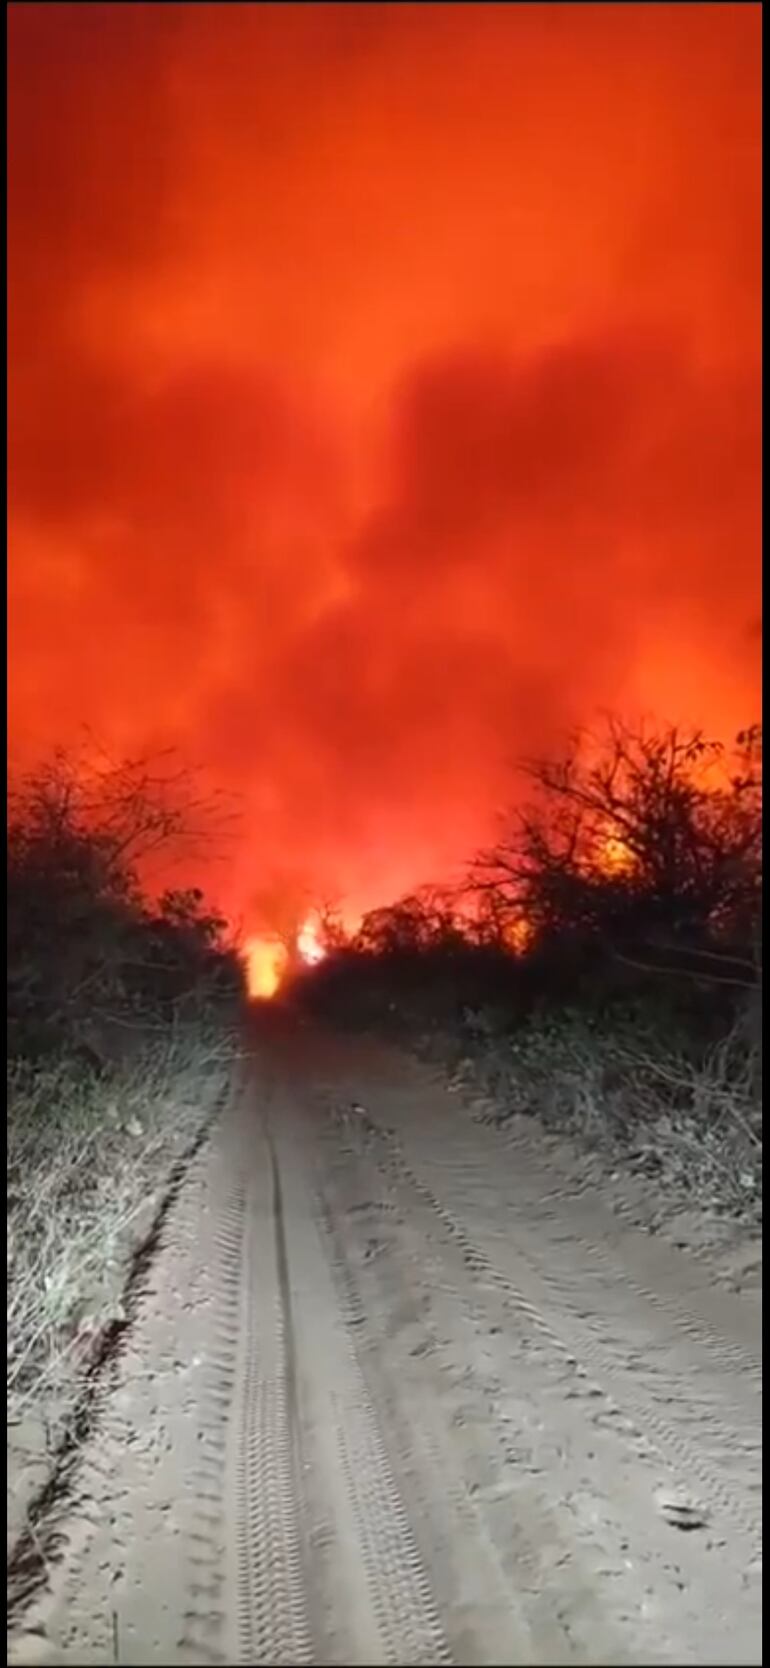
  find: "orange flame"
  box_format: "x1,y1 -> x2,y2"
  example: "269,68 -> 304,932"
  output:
246,935 -> 288,999
503,916 -> 534,954
597,834 -> 638,876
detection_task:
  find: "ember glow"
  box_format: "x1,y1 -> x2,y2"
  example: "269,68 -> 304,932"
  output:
503,918 -> 536,957
598,836 -> 638,879
8,4 -> 761,940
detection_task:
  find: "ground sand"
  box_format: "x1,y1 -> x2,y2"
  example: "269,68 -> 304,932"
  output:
8,1013 -> 762,1665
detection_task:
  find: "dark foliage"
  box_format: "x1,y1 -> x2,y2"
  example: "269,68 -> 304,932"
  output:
297,721 -> 762,1050
7,750 -> 245,1062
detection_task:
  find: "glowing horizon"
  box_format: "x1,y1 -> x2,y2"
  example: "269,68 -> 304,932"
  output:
8,4 -> 760,937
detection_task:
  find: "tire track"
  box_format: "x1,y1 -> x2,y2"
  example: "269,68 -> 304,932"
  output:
268,1101 -> 453,1667
178,1155 -> 242,1668
223,1118 -> 313,1667
466,1116 -> 761,1380
354,1114 -> 762,1562
333,1391 -> 453,1667
10,1028 -> 759,1665
313,1170 -> 635,1667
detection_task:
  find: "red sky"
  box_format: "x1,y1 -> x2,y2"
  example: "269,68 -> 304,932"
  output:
8,3 -> 762,940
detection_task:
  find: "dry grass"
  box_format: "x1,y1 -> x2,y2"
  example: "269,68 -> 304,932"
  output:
445,1008 -> 762,1222
7,1022 -> 238,1443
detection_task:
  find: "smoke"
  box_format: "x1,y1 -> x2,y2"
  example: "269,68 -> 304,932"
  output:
9,3 -> 761,932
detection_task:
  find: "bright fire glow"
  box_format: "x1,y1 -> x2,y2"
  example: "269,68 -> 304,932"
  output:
7,6 -> 760,940
598,835 -> 638,877
296,915 -> 327,966
246,936 -> 288,1000
503,917 -> 535,955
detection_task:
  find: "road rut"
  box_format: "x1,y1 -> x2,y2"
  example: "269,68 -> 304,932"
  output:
8,1019 -> 762,1666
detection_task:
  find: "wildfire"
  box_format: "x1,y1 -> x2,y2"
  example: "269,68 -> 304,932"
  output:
296,914 -> 327,966
598,834 -> 638,876
245,913 -> 327,1000
245,936 -> 288,1000
503,916 -> 534,954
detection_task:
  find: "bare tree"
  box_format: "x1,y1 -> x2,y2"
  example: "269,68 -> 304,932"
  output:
7,745 -> 242,1056
470,720 -> 762,980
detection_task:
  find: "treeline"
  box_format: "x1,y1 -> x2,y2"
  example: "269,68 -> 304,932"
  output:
7,748 -> 245,1456
298,720 -> 762,1048
7,748 -> 245,1065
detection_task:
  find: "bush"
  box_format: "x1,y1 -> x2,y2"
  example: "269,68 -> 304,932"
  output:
471,719 -> 762,980
7,747 -> 244,1059
447,1003 -> 761,1219
6,745 -> 245,1542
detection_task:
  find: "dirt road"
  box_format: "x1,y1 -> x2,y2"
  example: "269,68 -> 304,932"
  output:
8,1015 -> 762,1666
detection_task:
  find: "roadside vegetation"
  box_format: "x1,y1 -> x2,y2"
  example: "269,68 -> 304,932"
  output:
7,747 -> 245,1455
297,720 -> 762,1227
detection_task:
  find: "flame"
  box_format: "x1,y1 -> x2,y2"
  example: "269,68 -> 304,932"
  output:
503,916 -> 534,954
296,914 -> 327,966
245,913 -> 327,997
246,935 -> 288,999
598,834 -> 638,876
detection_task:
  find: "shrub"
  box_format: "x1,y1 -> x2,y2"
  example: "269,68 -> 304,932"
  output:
7,747 -> 244,1059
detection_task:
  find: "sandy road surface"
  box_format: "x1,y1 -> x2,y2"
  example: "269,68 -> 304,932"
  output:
8,1015 -> 762,1666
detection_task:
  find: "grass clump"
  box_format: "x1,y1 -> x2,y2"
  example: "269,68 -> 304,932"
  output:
448,1007 -> 762,1222
7,1025 -> 236,1441
6,747 -> 245,1498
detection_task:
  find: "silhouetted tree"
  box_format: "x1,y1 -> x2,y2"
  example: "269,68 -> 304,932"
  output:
471,719 -> 762,980
354,888 -> 465,957
7,748 -> 242,1057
